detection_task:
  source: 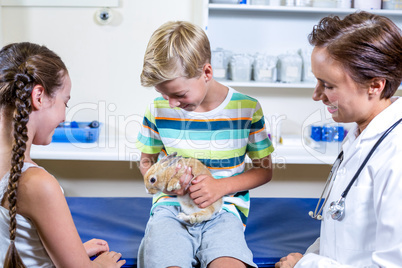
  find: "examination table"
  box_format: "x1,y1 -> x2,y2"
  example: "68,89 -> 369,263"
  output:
66,197 -> 320,268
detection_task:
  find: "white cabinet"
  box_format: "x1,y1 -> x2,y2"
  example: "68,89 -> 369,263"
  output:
205,2 -> 402,89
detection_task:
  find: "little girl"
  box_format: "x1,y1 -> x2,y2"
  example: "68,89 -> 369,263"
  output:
0,42 -> 125,268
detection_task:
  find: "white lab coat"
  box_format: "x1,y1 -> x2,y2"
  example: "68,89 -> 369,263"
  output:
296,97 -> 402,267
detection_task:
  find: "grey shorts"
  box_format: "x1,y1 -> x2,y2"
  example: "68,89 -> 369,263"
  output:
137,205 -> 257,268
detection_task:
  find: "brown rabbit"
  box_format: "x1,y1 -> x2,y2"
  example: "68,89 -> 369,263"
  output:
144,152 -> 222,224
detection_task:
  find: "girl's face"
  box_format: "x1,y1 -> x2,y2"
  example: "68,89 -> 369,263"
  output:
155,74 -> 207,112
311,47 -> 371,125
32,74 -> 71,145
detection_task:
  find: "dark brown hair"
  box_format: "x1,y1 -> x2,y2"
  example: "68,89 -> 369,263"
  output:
309,11 -> 402,99
0,42 -> 67,267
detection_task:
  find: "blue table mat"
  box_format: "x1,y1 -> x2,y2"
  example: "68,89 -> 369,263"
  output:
67,197 -> 320,268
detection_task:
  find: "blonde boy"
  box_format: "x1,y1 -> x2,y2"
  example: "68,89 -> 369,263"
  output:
136,21 -> 274,268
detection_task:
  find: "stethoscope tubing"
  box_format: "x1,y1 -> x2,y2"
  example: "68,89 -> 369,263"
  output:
311,151 -> 343,219
310,118 -> 402,221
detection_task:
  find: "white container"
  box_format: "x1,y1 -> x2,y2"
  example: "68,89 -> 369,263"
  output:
382,0 -> 402,9
295,0 -> 312,6
277,52 -> 302,83
298,48 -> 316,83
283,0 -> 294,6
211,49 -> 227,81
336,0 -> 351,8
353,0 -> 381,9
229,54 -> 253,82
210,0 -> 240,4
250,0 -> 270,4
312,0 -> 336,7
253,54 -> 277,82
269,0 -> 282,5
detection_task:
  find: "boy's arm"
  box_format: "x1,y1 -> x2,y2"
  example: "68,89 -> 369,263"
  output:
189,155 -> 273,208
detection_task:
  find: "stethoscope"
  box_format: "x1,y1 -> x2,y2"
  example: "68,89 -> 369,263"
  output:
309,118 -> 402,221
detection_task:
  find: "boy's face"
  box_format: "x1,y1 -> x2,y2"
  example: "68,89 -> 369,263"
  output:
155,74 -> 207,112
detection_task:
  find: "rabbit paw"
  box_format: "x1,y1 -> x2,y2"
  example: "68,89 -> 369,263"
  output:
177,213 -> 201,224
177,212 -> 190,222
167,180 -> 181,191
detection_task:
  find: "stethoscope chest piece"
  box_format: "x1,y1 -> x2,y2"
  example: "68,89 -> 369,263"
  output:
328,197 -> 345,221
310,118 -> 402,221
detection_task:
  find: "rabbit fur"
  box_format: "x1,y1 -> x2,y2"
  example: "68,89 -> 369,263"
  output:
144,152 -> 222,224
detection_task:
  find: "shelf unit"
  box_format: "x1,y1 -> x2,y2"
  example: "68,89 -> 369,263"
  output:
209,4 -> 402,15
206,3 -> 402,89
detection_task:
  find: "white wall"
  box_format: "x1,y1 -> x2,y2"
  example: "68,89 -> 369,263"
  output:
3,2 -> 400,198
1,0 -> 335,138
2,0 -> 200,135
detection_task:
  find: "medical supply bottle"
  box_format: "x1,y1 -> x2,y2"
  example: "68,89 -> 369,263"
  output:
309,124 -> 345,154
253,53 -> 277,82
229,54 -> 253,81
211,48 -> 228,80
298,48 -> 316,83
277,52 -> 302,83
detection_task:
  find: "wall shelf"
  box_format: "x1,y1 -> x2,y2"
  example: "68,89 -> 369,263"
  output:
31,134 -> 338,165
221,81 -> 402,90
209,4 -> 402,16
222,81 -> 316,89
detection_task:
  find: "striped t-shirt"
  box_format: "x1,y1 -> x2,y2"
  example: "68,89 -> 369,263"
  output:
136,87 -> 274,226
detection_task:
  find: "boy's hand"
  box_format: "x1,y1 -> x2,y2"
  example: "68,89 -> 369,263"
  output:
189,175 -> 223,208
164,165 -> 193,196
83,238 -> 110,257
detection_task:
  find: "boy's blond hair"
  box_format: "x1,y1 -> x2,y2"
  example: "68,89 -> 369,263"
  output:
141,21 -> 211,87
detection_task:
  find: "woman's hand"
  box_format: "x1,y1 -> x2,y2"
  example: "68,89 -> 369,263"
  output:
275,253 -> 303,268
164,165 -> 193,196
83,239 -> 109,257
93,251 -> 126,267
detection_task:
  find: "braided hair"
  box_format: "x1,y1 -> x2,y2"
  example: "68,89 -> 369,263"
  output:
0,42 -> 67,267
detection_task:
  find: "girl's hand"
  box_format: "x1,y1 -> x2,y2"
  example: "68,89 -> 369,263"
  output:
275,253 -> 303,268
189,174 -> 223,208
93,251 -> 126,267
83,239 -> 109,257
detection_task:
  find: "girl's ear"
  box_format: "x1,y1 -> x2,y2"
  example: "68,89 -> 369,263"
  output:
368,77 -> 386,97
31,85 -> 45,110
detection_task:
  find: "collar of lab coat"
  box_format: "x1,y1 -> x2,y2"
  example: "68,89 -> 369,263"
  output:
342,96 -> 402,158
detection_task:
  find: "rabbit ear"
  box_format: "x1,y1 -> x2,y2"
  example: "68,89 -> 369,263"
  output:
166,155 -> 182,167
159,152 -> 177,164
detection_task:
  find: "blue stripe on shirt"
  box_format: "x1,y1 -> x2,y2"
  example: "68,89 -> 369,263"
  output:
155,118 -> 252,131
